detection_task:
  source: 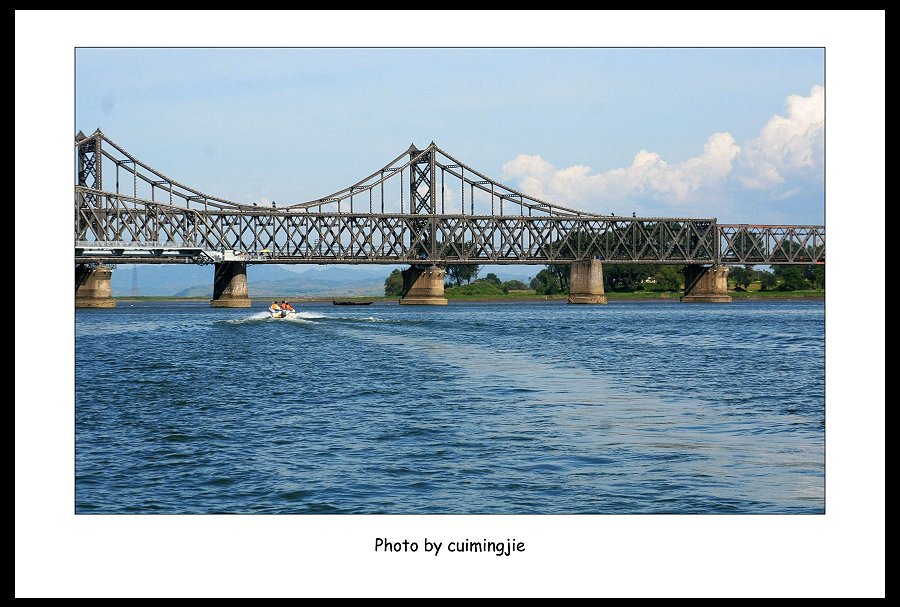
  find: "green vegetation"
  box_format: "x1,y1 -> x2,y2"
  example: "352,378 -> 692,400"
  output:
442,262 -> 824,301
382,260 -> 823,301
596,289 -> 823,300
528,261 -> 689,294
482,272 -> 501,286
776,266 -> 808,291
604,291 -> 680,300
445,283 -> 556,300
774,264 -> 825,291
729,266 -> 754,289
384,269 -> 404,296
381,226 -> 825,300
728,289 -> 824,299
446,273 -> 549,299
546,265 -> 570,292
726,264 -> 825,292
501,279 -> 528,292
530,268 -> 563,295
117,287 -> 823,304
445,282 -> 505,298
446,264 -> 480,286
652,265 -> 683,292
605,265 -> 665,291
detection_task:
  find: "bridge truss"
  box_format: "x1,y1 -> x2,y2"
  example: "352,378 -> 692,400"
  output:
75,130 -> 823,266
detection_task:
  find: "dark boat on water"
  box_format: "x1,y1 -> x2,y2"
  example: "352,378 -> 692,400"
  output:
332,299 -> 374,306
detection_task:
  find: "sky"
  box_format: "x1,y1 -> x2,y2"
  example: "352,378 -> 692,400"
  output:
76,48 -> 824,225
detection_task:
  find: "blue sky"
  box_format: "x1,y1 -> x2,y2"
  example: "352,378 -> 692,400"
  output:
76,48 -> 824,225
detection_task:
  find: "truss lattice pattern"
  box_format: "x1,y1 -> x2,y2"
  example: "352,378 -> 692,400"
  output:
719,225 -> 825,265
75,131 -> 824,266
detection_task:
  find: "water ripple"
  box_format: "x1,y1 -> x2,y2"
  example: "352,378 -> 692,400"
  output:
76,300 -> 824,513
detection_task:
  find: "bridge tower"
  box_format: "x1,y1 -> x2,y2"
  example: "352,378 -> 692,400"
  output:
400,145 -> 447,305
75,131 -> 116,308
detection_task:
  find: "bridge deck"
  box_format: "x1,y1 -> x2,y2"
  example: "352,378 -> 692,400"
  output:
75,131 -> 824,266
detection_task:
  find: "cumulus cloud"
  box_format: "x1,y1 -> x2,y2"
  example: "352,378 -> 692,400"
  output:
503,132 -> 740,212
243,195 -> 271,206
501,86 -> 824,216
739,85 -> 824,189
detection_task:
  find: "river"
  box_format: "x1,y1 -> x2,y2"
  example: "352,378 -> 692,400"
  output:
75,300 -> 824,513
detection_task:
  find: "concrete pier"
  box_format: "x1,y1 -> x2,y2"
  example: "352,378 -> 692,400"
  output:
210,261 -> 252,308
75,264 -> 116,308
400,265 -> 448,305
568,259 -> 607,304
681,265 -> 732,303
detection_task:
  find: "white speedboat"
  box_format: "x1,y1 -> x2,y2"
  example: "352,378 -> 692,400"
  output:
269,309 -> 296,319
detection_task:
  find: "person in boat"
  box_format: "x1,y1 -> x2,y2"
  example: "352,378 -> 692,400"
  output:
281,300 -> 295,313
270,301 -> 281,315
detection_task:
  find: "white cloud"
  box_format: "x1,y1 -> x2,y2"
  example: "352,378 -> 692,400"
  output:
503,132 -> 740,211
739,85 -> 824,189
501,86 -> 824,216
243,194 -> 270,205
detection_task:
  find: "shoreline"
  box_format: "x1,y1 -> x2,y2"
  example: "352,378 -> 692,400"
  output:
111,291 -> 825,304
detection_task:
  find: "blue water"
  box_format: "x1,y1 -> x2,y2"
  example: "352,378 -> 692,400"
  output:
75,300 -> 824,513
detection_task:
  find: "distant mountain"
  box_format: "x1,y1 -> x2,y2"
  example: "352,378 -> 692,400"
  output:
112,265 -> 213,296
114,263 -> 390,297
171,285 -> 213,298
253,265 -> 388,296
114,262 -> 537,297
114,264 -> 339,296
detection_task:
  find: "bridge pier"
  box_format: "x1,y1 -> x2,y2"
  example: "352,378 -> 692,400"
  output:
210,262 -> 252,308
681,265 -> 732,303
568,259 -> 607,304
75,264 -> 116,308
400,265 -> 448,305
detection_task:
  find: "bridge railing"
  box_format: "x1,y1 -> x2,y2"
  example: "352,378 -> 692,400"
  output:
76,132 -> 824,267
718,225 -> 825,265
76,188 -> 721,264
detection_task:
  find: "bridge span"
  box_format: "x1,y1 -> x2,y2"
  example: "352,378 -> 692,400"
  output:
75,130 -> 824,307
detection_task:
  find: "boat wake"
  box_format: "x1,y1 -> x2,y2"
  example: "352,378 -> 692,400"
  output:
221,309 -> 389,325
222,309 -> 329,325
224,311 -> 272,324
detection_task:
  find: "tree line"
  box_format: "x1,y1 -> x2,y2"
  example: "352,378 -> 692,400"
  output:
729,264 -> 824,292
384,266 -> 528,296
527,263 -> 824,295
386,229 -> 823,295
385,262 -> 824,296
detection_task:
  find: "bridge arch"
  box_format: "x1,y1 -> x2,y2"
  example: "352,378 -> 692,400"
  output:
74,131 -> 823,307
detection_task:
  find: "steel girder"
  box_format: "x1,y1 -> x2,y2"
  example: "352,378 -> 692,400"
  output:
73,132 -> 824,266
719,225 -> 825,265
75,189 -> 723,264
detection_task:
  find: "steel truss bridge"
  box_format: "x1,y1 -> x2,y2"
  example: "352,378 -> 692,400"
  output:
75,130 -> 824,267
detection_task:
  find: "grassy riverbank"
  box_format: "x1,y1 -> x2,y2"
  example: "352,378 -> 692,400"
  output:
442,283 -> 823,301
727,289 -> 824,299
113,289 -> 823,304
